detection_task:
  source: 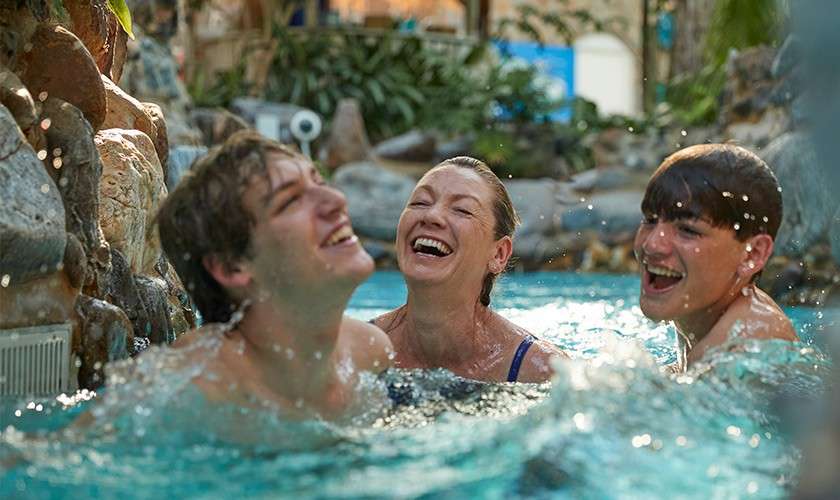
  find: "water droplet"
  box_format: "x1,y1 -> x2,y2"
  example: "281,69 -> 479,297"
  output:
285,348 -> 294,360
680,129 -> 687,137
748,434 -> 760,448
314,350 -> 323,360
40,118 -> 51,130
14,409 -> 21,417
37,149 -> 47,160
746,244 -> 753,252
52,148 -> 62,157
1,274 -> 9,287
747,482 -> 758,494
722,191 -> 733,198
762,216 -> 769,223
726,425 -> 742,437
628,126 -> 634,132
748,261 -> 755,269
40,184 -> 50,194
507,174 -> 512,179
587,204 -> 593,210
707,465 -> 720,478
734,223 -> 741,231
52,157 -> 63,169
676,201 -> 683,208
676,436 -> 687,446
38,91 -> 48,101
744,212 -> 750,219
742,194 -> 749,202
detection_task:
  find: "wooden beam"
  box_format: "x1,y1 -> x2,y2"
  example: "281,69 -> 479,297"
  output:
305,0 -> 318,27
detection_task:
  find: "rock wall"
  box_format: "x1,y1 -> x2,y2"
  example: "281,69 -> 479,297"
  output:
0,2 -> 193,390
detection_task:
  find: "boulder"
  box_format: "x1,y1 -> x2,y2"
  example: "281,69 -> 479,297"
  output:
190,107 -> 250,146
40,97 -> 111,293
569,166 -> 632,193
75,294 -> 133,388
101,75 -> 156,152
95,128 -> 167,276
0,105 -> 66,285
119,35 -> 201,146
505,179 -> 572,240
17,24 -> 106,130
724,107 -> 790,148
142,102 -> 169,175
373,130 -> 437,162
434,134 -> 475,163
167,145 -> 208,190
319,98 -> 372,170
0,67 -> 37,132
761,132 -> 833,256
332,161 -> 415,241
65,0 -> 125,80
561,190 -> 645,240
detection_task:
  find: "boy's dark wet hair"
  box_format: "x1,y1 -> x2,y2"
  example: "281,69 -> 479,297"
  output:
156,131 -> 304,323
641,144 -> 783,242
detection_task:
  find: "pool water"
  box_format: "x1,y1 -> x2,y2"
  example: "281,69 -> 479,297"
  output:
0,271 -> 833,498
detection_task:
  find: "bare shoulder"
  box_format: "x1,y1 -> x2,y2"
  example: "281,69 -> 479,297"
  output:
369,307 -> 404,334
716,287 -> 798,343
339,316 -> 394,373
490,311 -> 567,383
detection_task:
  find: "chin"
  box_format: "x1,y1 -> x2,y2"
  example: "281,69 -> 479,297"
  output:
639,298 -> 677,322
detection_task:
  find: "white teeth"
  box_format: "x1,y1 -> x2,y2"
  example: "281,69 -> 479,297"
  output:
326,226 -> 355,246
413,237 -> 452,256
646,264 -> 684,279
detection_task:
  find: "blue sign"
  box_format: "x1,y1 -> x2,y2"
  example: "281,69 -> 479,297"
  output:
494,40 -> 575,122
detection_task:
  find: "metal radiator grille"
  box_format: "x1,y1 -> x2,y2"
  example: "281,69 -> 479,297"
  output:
0,324 -> 72,397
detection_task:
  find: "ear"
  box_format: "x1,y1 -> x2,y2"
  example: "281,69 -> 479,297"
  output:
738,234 -> 774,279
488,235 -> 513,275
202,254 -> 253,290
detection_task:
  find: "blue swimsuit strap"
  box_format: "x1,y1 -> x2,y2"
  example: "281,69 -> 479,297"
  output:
507,335 -> 536,382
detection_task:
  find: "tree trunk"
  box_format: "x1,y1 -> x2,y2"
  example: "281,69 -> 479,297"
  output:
670,0 -> 716,77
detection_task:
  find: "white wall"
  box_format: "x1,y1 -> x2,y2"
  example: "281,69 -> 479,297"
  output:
573,33 -> 640,117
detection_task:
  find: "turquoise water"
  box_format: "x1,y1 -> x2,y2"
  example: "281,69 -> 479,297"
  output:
0,271 -> 832,498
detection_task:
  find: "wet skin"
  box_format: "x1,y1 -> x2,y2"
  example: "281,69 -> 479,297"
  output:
375,166 -> 565,383
634,215 -> 797,367
177,154 -> 393,420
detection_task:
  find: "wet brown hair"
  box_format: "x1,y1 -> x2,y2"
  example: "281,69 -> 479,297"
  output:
641,144 -> 783,241
435,156 -> 520,306
156,131 -> 304,323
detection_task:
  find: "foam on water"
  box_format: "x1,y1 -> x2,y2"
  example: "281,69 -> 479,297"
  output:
0,272 -> 833,498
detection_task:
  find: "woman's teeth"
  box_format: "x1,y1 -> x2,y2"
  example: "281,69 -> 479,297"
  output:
413,237 -> 452,256
325,226 -> 355,246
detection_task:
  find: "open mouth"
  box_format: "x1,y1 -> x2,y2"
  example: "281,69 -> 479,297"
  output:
323,225 -> 357,248
412,237 -> 453,257
644,263 -> 684,292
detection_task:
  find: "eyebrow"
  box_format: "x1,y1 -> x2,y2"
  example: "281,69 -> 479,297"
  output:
262,178 -> 299,207
415,185 -> 482,204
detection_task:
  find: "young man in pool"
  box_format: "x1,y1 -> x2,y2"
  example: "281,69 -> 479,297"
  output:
155,131 -> 393,419
634,143 -> 798,370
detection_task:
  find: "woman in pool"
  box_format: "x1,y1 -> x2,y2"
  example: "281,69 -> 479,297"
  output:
634,144 -> 797,370
154,131 -> 393,420
371,157 -> 566,383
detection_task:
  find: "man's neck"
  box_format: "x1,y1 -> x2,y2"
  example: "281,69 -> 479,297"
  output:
674,282 -> 751,348
232,289 -> 350,405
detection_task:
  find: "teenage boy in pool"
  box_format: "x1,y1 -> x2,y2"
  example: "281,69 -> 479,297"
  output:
155,131 -> 393,419
634,144 -> 798,369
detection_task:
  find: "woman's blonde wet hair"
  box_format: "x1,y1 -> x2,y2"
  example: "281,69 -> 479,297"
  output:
435,156 -> 520,306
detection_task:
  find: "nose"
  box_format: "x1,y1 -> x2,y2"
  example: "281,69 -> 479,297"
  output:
640,222 -> 673,258
420,202 -> 447,228
315,184 -> 347,220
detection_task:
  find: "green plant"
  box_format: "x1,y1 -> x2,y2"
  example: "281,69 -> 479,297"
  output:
188,63 -> 250,108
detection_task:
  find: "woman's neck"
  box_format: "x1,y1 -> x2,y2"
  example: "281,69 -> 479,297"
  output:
397,284 -> 495,367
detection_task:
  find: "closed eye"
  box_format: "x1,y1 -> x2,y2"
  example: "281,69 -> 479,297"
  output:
408,200 -> 430,207
454,207 -> 472,216
275,193 -> 301,213
677,223 -> 701,236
